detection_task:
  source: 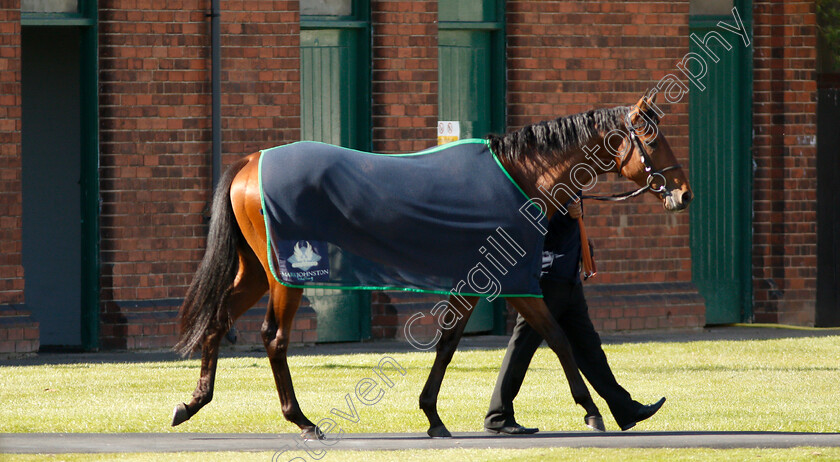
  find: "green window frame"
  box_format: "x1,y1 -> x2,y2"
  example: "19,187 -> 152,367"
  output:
21,0 -> 95,26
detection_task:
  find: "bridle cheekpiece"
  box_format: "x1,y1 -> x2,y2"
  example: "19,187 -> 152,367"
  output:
582,109 -> 681,202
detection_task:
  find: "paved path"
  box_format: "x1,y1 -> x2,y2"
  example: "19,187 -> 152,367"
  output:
3,431 -> 840,454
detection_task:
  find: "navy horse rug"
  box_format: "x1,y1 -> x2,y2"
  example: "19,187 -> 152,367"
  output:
258,139 -> 546,297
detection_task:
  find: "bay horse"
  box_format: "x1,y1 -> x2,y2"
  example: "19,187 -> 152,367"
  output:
171,95 -> 692,439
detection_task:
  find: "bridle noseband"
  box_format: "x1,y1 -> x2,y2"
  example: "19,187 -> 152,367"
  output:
581,129 -> 681,202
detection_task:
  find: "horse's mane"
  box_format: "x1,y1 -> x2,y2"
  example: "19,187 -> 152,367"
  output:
487,106 -> 632,164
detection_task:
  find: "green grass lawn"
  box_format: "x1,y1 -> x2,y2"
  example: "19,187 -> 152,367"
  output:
3,335 -> 840,434
2,334 -> 840,460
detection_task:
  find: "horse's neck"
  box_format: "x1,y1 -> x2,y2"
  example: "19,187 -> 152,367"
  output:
502,135 -> 617,219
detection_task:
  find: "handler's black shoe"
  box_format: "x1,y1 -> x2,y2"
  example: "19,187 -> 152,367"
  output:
620,397 -> 666,431
484,423 -> 539,435
585,414 -> 605,432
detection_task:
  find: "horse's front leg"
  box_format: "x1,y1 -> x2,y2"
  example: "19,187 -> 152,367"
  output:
418,295 -> 479,438
506,297 -> 603,430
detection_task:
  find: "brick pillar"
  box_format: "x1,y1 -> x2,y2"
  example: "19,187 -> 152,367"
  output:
220,0 -> 300,160
371,0 -> 438,153
98,0 -> 301,349
752,0 -> 819,325
0,2 -> 36,355
367,1 -> 440,331
0,2 -> 23,307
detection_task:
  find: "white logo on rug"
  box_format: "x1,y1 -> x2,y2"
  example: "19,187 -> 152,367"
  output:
288,241 -> 322,271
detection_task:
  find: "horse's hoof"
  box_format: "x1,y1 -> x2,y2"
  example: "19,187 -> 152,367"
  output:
301,426 -> 325,440
585,415 -> 605,432
225,327 -> 238,344
171,403 -> 191,427
427,425 -> 452,438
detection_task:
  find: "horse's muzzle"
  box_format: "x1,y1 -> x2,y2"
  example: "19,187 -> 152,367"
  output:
664,189 -> 692,212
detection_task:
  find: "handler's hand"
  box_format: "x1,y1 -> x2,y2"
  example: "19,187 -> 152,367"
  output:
567,200 -> 582,219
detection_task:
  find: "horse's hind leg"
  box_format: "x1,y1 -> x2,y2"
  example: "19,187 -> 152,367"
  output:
172,246 -> 269,426
506,297 -> 602,430
419,295 -> 478,438
262,282 -> 320,439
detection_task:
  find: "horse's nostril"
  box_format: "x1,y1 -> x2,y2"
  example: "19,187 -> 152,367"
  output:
682,191 -> 692,204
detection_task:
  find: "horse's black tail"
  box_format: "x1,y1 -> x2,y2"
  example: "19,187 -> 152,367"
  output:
174,157 -> 250,356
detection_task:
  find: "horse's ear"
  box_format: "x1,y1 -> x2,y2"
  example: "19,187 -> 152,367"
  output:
631,93 -> 660,126
635,95 -> 650,112
629,96 -> 647,125
627,94 -> 660,138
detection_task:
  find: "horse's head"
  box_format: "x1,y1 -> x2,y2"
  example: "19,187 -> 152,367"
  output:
616,95 -> 693,212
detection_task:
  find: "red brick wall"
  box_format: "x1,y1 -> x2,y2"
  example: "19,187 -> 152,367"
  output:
506,0 -> 703,329
0,1 -> 22,306
98,0 -> 300,348
0,311 -> 39,356
99,0 -> 211,305
221,1 -> 301,157
5,0 -> 825,353
371,0 -> 438,153
507,1 -> 692,285
751,1 -> 819,325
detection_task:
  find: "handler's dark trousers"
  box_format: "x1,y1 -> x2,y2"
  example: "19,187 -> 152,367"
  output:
485,279 -> 643,430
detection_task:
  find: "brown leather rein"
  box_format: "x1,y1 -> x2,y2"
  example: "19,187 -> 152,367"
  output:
576,131 -> 681,279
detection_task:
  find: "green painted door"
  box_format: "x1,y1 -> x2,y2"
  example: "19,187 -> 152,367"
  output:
816,2 -> 840,327
301,28 -> 368,149
688,8 -> 753,324
816,87 -> 840,326
301,2 -> 371,342
439,0 -> 505,333
439,30 -> 492,139
21,2 -> 99,350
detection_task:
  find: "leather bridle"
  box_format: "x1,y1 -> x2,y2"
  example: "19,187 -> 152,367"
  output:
581,128 -> 681,202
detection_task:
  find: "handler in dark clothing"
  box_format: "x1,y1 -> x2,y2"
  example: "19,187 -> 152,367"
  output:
484,200 -> 665,434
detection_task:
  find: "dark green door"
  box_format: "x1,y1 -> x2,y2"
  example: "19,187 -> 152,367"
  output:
817,87 -> 840,326
22,27 -> 83,347
438,0 -> 505,333
439,30 -> 492,139
21,1 -> 99,350
816,9 -> 840,326
301,28 -> 368,149
688,3 -> 753,324
301,1 -> 371,342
